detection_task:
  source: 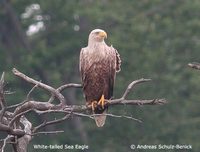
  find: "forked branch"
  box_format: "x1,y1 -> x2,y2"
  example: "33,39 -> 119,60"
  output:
0,69 -> 167,152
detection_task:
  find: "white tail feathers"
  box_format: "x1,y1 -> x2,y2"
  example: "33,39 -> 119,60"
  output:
94,111 -> 107,127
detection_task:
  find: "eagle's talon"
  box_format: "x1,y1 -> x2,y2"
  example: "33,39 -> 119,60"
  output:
91,101 -> 98,111
98,94 -> 105,109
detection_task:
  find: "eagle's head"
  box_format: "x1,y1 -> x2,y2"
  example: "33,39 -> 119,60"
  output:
88,29 -> 107,44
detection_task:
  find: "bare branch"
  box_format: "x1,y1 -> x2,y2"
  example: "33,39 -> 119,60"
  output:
14,116 -> 32,152
0,135 -> 10,152
31,107 -> 144,123
7,83 -> 40,110
12,68 -> 66,105
33,114 -> 70,133
63,98 -> 167,112
30,131 -> 64,136
13,101 -> 57,115
0,72 -> 6,109
107,99 -> 167,106
0,123 -> 25,137
57,83 -> 82,92
26,83 -> 39,100
6,98 -> 165,132
0,72 -> 5,89
9,109 -> 32,127
48,83 -> 82,103
0,72 -> 6,122
71,112 -> 142,123
0,68 -> 167,152
121,78 -> 151,99
188,62 -> 200,70
103,113 -> 142,123
7,100 -> 29,110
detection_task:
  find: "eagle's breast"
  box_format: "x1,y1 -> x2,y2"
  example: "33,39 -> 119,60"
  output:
85,44 -> 108,67
81,44 -> 115,103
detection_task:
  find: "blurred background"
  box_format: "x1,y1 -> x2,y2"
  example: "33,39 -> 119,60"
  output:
0,0 -> 200,151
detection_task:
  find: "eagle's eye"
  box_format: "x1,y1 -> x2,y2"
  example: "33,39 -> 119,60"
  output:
95,31 -> 100,35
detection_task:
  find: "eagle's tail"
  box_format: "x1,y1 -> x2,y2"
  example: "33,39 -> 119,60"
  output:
94,110 -> 107,127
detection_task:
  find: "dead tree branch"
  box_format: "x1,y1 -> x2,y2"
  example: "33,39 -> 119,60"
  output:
33,114 -> 71,133
12,68 -> 66,105
0,69 -> 167,152
188,62 -> 200,70
0,135 -> 10,152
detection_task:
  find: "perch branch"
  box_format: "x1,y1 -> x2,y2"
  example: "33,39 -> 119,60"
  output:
12,69 -> 166,112
0,68 -> 167,152
107,99 -> 167,106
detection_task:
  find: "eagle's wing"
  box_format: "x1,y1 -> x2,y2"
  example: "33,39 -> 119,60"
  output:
115,49 -> 121,72
108,46 -> 121,98
79,48 -> 86,82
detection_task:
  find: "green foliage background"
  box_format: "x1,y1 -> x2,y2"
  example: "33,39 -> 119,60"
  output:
0,0 -> 200,151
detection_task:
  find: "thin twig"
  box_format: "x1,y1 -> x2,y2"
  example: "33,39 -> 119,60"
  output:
48,83 -> 82,103
9,109 -> 32,127
26,83 -> 40,100
71,112 -> 142,123
104,114 -> 142,123
7,83 -> 40,110
7,99 -> 28,110
72,112 -> 94,119
33,108 -> 142,124
33,109 -> 67,115
0,135 -> 10,152
12,68 -> 66,104
122,78 -> 151,99
57,83 -> 82,92
30,131 -> 64,136
33,114 -> 70,133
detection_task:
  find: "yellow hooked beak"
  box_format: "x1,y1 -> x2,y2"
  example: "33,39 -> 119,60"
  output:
99,31 -> 107,39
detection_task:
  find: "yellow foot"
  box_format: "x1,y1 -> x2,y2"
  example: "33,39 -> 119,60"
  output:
98,94 -> 105,109
91,101 -> 98,111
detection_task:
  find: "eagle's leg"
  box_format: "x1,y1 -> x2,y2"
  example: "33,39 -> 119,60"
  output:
98,94 -> 105,109
91,101 -> 98,111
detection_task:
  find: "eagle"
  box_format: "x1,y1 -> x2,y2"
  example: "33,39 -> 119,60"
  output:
79,29 -> 121,127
